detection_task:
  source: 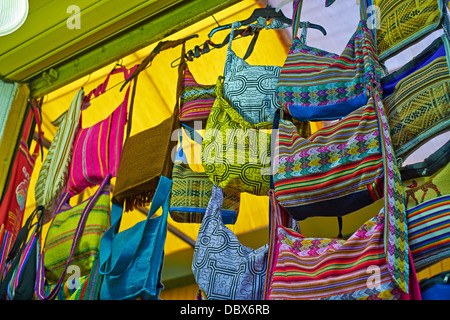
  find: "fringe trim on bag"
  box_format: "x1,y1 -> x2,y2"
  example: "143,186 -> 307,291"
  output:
124,190 -> 156,212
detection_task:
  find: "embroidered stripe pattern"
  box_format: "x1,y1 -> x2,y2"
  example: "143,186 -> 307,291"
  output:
375,0 -> 442,60
273,99 -> 383,211
180,66 -> 216,121
170,161 -> 240,224
276,0 -> 382,121
223,21 -> 286,124
266,191 -> 403,300
382,42 -> 450,159
407,195 -> 450,271
373,88 -> 409,294
67,92 -> 128,196
43,187 -> 110,285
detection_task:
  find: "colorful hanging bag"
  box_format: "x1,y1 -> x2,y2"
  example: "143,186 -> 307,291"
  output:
99,176 -> 172,300
67,64 -> 138,196
170,125 -> 240,224
0,101 -> 43,275
371,0 -> 450,61
112,38 -> 193,211
264,188 -> 421,300
223,18 -> 289,125
179,66 -> 216,123
0,206 -> 44,300
202,77 -> 272,196
35,175 -> 111,300
276,0 -> 382,121
34,89 -> 82,217
192,184 -> 268,300
273,82 -> 410,293
400,142 -> 450,272
381,34 -> 450,162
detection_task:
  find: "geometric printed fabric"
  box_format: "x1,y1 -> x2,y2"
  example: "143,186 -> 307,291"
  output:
202,77 -> 272,196
224,20 -> 286,125
192,185 -> 268,300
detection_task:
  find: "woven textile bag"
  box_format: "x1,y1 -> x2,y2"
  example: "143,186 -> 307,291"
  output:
42,256 -> 103,300
223,18 -> 289,125
371,0 -> 450,61
67,65 -> 138,196
179,66 -> 216,122
99,177 -> 171,300
0,102 -> 43,274
273,89 -> 384,219
274,84 -> 410,292
170,126 -> 240,224
35,175 -> 111,300
264,189 -> 420,300
276,0 -> 382,121
112,39 -> 191,211
202,77 -> 272,196
192,184 -> 268,300
35,89 -> 83,216
381,35 -> 450,162
0,206 -> 44,300
401,143 -> 450,271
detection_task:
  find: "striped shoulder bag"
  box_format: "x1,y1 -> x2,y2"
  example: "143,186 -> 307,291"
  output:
35,175 -> 111,300
179,66 -> 216,123
273,83 -> 410,293
276,0 -> 383,121
401,141 -> 450,272
67,64 -> 138,196
264,189 -> 421,300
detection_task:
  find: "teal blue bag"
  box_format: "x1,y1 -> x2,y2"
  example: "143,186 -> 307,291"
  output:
98,176 -> 171,300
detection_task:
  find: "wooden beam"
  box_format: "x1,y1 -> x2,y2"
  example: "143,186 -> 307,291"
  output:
29,0 -> 242,97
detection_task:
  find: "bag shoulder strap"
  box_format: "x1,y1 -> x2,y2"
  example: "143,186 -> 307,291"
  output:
35,174 -> 111,300
123,36 -> 196,139
98,176 -> 172,277
0,205 -> 44,300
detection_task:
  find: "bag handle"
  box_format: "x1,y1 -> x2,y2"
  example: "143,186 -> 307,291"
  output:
82,65 -> 138,104
98,176 -> 172,276
122,36 -> 197,139
292,0 -> 368,39
35,174 -> 112,300
0,205 -> 45,300
370,83 -> 409,293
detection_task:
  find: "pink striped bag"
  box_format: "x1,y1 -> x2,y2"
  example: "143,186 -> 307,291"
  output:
67,65 -> 138,196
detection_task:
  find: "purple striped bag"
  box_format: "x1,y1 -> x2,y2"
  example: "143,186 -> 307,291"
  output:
67,65 -> 138,196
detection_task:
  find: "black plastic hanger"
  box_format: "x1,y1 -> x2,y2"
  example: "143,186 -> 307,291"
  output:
171,26 -> 260,67
208,5 -> 327,38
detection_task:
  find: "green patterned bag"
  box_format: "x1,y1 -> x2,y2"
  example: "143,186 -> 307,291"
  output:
170,126 -> 240,224
202,77 -> 272,196
41,176 -> 111,286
